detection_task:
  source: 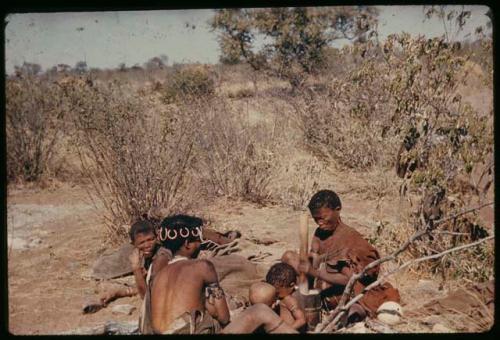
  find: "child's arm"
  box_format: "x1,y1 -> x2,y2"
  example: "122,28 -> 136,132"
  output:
281,296 -> 306,330
129,248 -> 147,299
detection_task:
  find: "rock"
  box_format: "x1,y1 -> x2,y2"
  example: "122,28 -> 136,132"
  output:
377,301 -> 403,325
337,321 -> 371,333
432,323 -> 454,333
111,304 -> 136,316
91,243 -> 135,280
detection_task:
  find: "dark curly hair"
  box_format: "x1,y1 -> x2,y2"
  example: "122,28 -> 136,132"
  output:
159,214 -> 203,253
129,220 -> 155,243
265,262 -> 297,288
307,189 -> 342,214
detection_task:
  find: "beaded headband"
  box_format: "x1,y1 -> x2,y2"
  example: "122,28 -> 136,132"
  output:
156,225 -> 204,242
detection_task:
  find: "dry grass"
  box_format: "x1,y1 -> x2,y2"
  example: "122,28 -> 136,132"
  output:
7,33 -> 493,285
61,78 -> 197,243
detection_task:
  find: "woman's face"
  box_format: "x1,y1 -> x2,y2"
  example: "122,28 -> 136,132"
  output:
312,206 -> 341,231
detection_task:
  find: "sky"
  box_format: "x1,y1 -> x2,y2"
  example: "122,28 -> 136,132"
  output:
4,5 -> 491,75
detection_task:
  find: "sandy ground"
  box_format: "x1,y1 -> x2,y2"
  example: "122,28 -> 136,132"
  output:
6,182 -> 493,334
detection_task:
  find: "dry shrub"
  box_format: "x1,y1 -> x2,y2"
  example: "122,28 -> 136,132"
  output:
275,156 -> 327,210
163,65 -> 215,104
370,207 -> 494,283
331,33 -> 495,282
184,96 -> 284,204
61,78 -> 196,243
227,86 -> 255,99
291,48 -> 399,170
6,76 -> 66,183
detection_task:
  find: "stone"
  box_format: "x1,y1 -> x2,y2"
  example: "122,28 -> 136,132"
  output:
91,243 -> 135,279
338,321 -> 371,333
111,304 -> 136,316
377,301 -> 403,325
432,323 -> 454,333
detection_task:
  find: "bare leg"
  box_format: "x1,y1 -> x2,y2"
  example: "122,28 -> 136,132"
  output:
221,303 -> 297,334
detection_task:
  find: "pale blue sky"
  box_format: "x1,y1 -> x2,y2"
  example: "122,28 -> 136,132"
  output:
4,6 -> 491,75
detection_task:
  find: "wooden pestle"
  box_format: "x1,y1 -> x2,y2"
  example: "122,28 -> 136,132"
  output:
298,212 -> 309,295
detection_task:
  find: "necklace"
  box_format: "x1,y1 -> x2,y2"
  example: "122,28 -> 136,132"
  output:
169,255 -> 189,264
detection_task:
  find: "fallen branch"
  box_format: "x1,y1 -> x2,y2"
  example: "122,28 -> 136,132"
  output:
314,201 -> 493,333
320,235 -> 493,333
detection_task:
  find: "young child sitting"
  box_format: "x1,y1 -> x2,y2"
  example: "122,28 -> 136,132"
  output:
248,282 -> 276,307
265,263 -> 306,331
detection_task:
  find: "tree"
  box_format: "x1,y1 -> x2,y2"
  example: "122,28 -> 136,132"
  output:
211,6 -> 379,88
14,62 -> 42,77
57,63 -> 71,73
144,55 -> 168,70
118,62 -> 127,72
74,61 -> 88,74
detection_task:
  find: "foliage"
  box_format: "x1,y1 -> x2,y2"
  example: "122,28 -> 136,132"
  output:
211,6 -> 378,88
276,157 -> 326,211
292,41 -> 398,169
144,55 -> 168,71
6,76 -> 65,182
185,96 -> 285,203
14,62 -> 42,77
163,65 -> 215,103
61,78 -> 195,243
423,5 -> 472,42
293,32 -> 493,281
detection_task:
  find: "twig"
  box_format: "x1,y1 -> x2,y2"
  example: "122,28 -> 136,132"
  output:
314,201 -> 493,333
433,201 -> 493,225
431,230 -> 469,236
320,235 -> 493,333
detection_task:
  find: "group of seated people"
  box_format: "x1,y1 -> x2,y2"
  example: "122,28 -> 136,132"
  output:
100,189 -> 401,334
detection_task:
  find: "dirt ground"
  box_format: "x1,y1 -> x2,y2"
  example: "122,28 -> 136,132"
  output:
6,182 -> 493,334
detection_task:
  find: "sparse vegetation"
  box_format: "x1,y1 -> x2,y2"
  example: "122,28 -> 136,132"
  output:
6,7 -> 493,287
6,75 -> 66,182
60,78 -> 196,243
163,65 -> 215,103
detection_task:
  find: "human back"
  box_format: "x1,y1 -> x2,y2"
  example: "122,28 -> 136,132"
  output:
150,258 -> 213,333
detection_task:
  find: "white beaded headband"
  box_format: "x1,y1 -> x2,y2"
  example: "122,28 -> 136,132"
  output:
157,225 -> 204,242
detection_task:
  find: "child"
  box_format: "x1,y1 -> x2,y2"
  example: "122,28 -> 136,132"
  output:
248,282 -> 276,307
265,263 -> 306,331
99,220 -> 172,304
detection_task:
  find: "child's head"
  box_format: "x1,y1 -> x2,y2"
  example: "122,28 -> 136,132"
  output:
265,262 -> 297,299
129,220 -> 157,259
249,282 -> 276,307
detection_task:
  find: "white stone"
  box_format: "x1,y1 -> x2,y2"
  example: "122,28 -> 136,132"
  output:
111,304 -> 136,316
377,301 -> 403,325
432,323 -> 454,333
